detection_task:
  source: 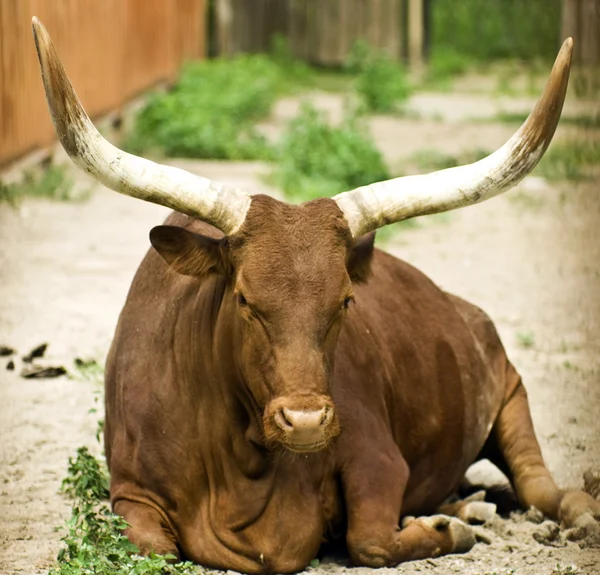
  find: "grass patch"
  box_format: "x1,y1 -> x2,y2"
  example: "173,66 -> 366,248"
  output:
536,140 -> 600,181
346,41 -> 411,113
0,166 -> 83,206
431,0 -> 561,62
125,54 -> 287,160
51,360 -> 197,574
494,111 -> 600,129
516,331 -> 535,349
52,447 -> 197,575
272,103 -> 389,202
422,47 -> 475,90
406,148 -> 491,172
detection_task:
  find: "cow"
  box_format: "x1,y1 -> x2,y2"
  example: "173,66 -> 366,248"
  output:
32,18 -> 600,573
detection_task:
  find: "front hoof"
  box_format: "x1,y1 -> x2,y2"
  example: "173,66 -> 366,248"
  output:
564,513 -> 600,545
559,490 -> 600,546
417,515 -> 476,554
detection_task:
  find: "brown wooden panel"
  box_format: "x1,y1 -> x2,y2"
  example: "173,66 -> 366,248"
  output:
1,0 -> 206,167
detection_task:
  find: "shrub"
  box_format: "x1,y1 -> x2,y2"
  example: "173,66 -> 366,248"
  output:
273,103 -> 390,201
347,40 -> 411,113
125,54 -> 283,160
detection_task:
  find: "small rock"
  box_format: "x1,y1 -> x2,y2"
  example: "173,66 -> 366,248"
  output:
0,346 -> 15,357
22,343 -> 48,363
6,360 -> 15,371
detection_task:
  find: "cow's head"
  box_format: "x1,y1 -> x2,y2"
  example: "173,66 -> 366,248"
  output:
32,17 -> 572,453
148,195 -> 375,451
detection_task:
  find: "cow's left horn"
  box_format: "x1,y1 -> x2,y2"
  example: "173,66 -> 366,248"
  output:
31,17 -> 251,235
333,38 -> 574,239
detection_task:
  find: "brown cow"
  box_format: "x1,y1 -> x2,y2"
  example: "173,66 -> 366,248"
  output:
32,18 -> 599,573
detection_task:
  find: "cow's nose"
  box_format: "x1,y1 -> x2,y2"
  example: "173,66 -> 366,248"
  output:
274,406 -> 333,433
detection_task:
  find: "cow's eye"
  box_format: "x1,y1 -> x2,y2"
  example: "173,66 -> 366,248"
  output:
343,296 -> 354,309
237,293 -> 248,307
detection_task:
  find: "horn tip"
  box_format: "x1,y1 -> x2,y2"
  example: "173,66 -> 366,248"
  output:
560,37 -> 574,62
31,16 -> 43,35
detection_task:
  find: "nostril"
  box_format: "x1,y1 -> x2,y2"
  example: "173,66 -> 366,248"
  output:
274,409 -> 294,431
320,406 -> 332,426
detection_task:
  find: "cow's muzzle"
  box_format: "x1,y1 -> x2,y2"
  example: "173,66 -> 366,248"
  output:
263,396 -> 340,452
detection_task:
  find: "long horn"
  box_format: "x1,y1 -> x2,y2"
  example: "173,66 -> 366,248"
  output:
333,38 -> 574,239
31,17 -> 251,235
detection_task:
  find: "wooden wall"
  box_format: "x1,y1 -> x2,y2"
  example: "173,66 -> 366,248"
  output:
562,0 -> 600,66
562,0 -> 600,94
215,0 -> 406,66
0,0 -> 206,167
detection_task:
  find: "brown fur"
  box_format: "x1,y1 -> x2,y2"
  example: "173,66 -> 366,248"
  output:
105,195 -> 600,572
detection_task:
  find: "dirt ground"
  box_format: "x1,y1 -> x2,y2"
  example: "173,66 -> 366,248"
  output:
1,87 -> 599,575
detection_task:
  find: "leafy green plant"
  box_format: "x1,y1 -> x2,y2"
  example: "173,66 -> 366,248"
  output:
272,103 -> 389,201
125,54 -> 284,160
0,166 -> 82,205
52,447 -> 197,575
346,41 -> 411,113
494,112 -> 600,129
425,47 -> 474,88
516,331 -> 535,349
407,148 -> 491,172
431,0 -> 562,62
536,140 -> 600,181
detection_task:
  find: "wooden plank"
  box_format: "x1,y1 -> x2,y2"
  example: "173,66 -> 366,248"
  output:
561,0 -> 582,62
215,0 -> 234,56
580,0 -> 600,66
408,0 -> 424,69
0,0 -> 207,167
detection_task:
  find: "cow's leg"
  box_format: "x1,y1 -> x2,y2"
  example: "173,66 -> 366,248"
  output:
436,490 -> 497,524
340,432 -> 476,567
494,370 -> 600,539
114,499 -> 179,557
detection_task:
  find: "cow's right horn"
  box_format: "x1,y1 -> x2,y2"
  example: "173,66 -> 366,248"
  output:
32,17 -> 251,236
333,38 -> 574,239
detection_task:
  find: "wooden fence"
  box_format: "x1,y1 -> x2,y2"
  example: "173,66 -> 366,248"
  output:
562,0 -> 600,65
214,0 -> 419,66
0,0 -> 206,168
562,0 -> 600,94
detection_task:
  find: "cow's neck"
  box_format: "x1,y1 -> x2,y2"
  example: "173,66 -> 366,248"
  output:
172,275 -> 337,557
182,276 -> 271,479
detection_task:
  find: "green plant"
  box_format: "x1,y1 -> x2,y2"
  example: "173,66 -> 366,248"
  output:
52,446 -> 197,575
536,139 -> 600,181
516,331 -> 535,349
0,166 -> 82,205
552,565 -> 578,575
407,148 -> 491,172
347,40 -> 411,113
495,111 -> 600,129
425,47 -> 474,88
125,54 -> 285,160
272,103 -> 389,202
431,0 -> 562,62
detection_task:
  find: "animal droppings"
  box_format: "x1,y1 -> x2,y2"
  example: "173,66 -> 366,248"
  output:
20,364 -> 67,379
22,343 -> 48,363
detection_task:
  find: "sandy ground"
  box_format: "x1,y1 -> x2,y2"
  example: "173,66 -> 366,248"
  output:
1,89 -> 600,575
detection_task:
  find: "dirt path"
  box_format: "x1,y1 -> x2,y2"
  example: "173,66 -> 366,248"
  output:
1,94 -> 599,574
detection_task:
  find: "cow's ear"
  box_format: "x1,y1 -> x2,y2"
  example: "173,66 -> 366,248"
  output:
150,226 -> 229,277
347,232 -> 376,283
